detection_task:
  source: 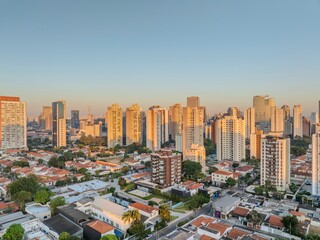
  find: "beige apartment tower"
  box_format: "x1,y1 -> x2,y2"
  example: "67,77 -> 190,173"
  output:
0,96 -> 27,150
260,134 -> 290,191
270,107 -> 284,133
126,104 -> 142,145
106,103 -> 123,147
244,107 -> 255,139
312,131 -> 320,195
293,105 -> 303,138
52,100 -> 66,148
215,112 -> 245,162
146,106 -> 169,151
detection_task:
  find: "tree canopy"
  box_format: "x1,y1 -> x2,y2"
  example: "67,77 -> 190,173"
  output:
182,160 -> 202,180
34,190 -> 52,204
3,224 -> 24,240
7,175 -> 41,198
50,197 -> 66,215
100,235 -> 118,240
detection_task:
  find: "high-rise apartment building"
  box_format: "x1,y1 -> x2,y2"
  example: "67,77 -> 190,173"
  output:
302,117 -> 311,137
215,112 -> 245,162
312,131 -> 320,196
253,95 -> 275,123
183,97 -> 205,160
0,96 -> 27,150
52,101 -> 66,148
126,104 -> 142,145
71,110 -> 80,129
169,104 -> 183,140
281,105 -> 292,136
244,107 -> 255,139
293,105 -> 303,138
187,96 -> 199,108
260,134 -> 290,191
146,106 -> 169,151
40,106 -> 52,131
270,107 -> 284,133
250,129 -> 263,159
151,150 -> 182,187
169,104 -> 183,152
106,103 -> 123,147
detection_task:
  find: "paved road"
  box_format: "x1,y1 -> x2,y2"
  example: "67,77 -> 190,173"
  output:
149,203 -> 212,240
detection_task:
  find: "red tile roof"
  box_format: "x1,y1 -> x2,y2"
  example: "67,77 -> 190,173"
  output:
191,216 -> 216,227
269,215 -> 284,228
87,220 -> 115,234
232,207 -> 250,217
206,222 -> 231,235
227,228 -> 250,240
129,202 -> 158,214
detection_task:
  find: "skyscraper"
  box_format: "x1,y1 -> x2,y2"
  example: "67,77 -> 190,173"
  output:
187,96 -> 199,108
281,105 -> 292,136
183,97 -> 205,162
270,107 -> 284,133
71,110 -> 80,129
52,100 -> 66,148
169,104 -> 183,152
146,106 -> 169,151
0,96 -> 27,150
106,103 -> 123,147
126,104 -> 142,145
215,111 -> 245,162
293,105 -> 303,138
169,104 -> 183,141
260,134 -> 290,191
244,107 -> 255,139
312,131 -> 320,196
253,95 -> 275,123
40,106 -> 52,131
302,116 -> 311,137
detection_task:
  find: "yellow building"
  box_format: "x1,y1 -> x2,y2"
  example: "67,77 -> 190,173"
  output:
52,100 -> 66,148
106,103 -> 123,147
0,96 -> 27,150
126,104 -> 142,145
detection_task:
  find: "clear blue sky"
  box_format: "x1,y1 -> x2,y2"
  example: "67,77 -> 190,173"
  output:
1,0 -> 320,117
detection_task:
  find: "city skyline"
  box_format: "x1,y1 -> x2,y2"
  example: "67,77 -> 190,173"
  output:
1,1 -> 320,116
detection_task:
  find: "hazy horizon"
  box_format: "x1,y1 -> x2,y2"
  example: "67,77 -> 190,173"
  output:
1,1 -> 320,117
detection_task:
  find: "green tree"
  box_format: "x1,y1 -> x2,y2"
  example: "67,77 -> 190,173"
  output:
128,221 -> 148,239
38,159 -> 44,165
34,190 -> 51,204
7,175 -> 41,197
48,157 -> 65,169
209,166 -> 218,174
289,183 -> 298,193
13,191 -> 31,209
204,138 -> 216,156
3,224 -> 24,240
159,204 -> 171,222
182,160 -> 202,180
254,186 -> 264,195
12,161 -> 30,168
50,197 -> 66,215
122,209 -> 141,224
100,235 -> 118,240
226,177 -> 237,187
59,232 -> 71,240
121,166 -> 130,174
232,163 -> 239,169
282,215 -> 299,236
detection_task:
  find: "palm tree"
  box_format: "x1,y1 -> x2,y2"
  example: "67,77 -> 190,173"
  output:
159,204 -> 171,222
122,209 -> 141,224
